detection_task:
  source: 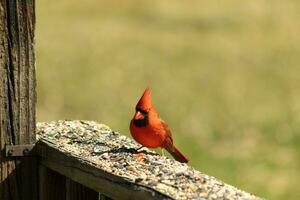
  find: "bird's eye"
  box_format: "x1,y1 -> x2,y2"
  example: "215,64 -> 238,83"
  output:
136,108 -> 148,115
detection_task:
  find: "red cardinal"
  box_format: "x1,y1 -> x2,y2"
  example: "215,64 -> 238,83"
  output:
130,87 -> 189,163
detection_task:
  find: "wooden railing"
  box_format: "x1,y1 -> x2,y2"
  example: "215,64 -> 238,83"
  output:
34,120 -> 261,200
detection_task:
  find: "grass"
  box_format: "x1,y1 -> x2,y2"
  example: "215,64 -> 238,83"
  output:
36,0 -> 300,199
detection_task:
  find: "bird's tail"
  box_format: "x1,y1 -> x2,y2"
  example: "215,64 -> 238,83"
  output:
165,145 -> 189,163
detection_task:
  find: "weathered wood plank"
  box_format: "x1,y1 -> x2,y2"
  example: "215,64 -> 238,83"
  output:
66,178 -> 99,200
36,121 -> 261,200
0,0 -> 36,199
99,194 -> 113,200
38,141 -> 171,200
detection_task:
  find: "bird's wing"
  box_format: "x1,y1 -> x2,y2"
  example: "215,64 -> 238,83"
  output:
160,119 -> 173,142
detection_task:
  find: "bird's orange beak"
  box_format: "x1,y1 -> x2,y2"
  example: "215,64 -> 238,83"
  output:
134,111 -> 144,120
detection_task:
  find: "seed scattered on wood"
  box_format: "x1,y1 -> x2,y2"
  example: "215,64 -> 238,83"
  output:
36,120 -> 261,200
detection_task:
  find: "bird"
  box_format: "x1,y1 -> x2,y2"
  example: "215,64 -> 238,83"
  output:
130,87 -> 189,163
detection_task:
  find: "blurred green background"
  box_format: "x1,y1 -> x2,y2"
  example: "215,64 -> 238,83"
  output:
36,0 -> 300,199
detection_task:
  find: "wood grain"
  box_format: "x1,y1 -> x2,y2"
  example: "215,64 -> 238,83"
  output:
39,165 -> 66,200
66,178 -> 99,200
0,0 -> 37,199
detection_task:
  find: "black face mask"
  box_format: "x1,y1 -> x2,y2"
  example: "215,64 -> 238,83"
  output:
133,108 -> 149,127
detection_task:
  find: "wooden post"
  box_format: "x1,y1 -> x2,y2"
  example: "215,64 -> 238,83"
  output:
0,0 -> 37,199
